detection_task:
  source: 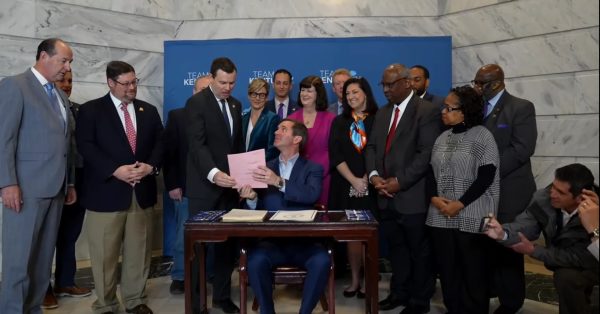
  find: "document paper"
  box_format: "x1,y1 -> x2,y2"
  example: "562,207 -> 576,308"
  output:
227,149 -> 268,189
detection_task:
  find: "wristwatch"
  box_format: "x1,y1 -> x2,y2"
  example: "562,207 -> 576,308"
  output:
589,227 -> 600,239
150,166 -> 160,176
275,176 -> 285,189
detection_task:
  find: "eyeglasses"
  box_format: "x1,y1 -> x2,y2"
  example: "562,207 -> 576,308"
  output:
379,77 -> 407,89
113,78 -> 140,87
442,105 -> 462,113
470,79 -> 495,87
249,92 -> 267,100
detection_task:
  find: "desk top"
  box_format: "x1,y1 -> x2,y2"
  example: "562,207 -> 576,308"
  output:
185,210 -> 377,227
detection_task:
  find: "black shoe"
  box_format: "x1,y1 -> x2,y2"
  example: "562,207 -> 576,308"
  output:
169,280 -> 185,295
400,304 -> 430,314
212,298 -> 240,313
126,304 -> 153,314
343,285 -> 361,298
378,294 -> 406,311
493,305 -> 520,314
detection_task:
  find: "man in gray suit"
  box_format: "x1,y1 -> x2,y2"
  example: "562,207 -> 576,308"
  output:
365,64 -> 440,314
327,68 -> 351,115
0,38 -> 76,314
473,64 -> 538,314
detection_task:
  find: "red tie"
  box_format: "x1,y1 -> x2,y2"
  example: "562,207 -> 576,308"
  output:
120,103 -> 136,154
385,107 -> 400,154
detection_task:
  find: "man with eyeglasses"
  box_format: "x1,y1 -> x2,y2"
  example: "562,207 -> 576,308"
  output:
266,68 -> 298,119
365,63 -> 440,314
472,64 -> 538,314
76,60 -> 164,314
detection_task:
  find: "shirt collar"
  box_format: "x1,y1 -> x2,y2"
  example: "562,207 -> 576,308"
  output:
30,67 -> 49,86
279,153 -> 299,166
395,90 -> 414,111
487,89 -> 505,106
109,92 -> 131,109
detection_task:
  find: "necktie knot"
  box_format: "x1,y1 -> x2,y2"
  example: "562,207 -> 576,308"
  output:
120,103 -> 128,111
44,83 -> 54,93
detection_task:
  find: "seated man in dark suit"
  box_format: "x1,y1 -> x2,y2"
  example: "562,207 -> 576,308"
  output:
238,119 -> 328,314
485,163 -> 599,314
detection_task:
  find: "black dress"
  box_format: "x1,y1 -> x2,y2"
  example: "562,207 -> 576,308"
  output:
327,113 -> 376,211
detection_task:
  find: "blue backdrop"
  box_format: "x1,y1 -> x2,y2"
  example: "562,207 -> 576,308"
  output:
162,36 -> 452,256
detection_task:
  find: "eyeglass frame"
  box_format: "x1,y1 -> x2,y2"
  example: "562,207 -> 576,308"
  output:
378,77 -> 408,89
113,78 -> 140,87
442,105 -> 463,113
248,92 -> 268,100
470,79 -> 496,87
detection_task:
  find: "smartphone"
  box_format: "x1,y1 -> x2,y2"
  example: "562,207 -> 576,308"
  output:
479,216 -> 491,233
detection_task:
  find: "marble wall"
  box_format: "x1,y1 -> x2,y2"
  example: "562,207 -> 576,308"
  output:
0,0 -> 598,263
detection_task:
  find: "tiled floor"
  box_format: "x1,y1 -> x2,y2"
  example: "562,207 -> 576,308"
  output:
43,271 -> 560,314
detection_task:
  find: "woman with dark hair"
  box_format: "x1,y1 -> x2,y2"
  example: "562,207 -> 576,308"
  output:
288,75 -> 336,205
242,78 -> 280,160
328,77 -> 378,298
426,85 -> 500,314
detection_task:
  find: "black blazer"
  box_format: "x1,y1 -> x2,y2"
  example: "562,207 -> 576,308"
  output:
365,93 -> 441,214
163,108 -> 188,193
76,93 -> 164,211
184,87 -> 244,212
484,91 -> 537,222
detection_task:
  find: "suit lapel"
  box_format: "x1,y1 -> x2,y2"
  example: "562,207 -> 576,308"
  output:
25,71 -> 64,132
133,100 -> 145,154
484,92 -> 507,128
394,95 -> 417,139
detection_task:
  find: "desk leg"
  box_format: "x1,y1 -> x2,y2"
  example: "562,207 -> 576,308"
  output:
199,242 -> 208,314
365,234 -> 379,314
185,235 -> 192,314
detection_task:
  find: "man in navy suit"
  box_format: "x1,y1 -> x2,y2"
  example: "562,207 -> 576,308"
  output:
0,37 -> 76,314
410,65 -> 444,109
473,64 -> 537,314
76,61 -> 164,314
239,119 -> 328,314
184,57 -> 244,314
162,74 -> 212,295
327,68 -> 351,115
265,69 -> 298,119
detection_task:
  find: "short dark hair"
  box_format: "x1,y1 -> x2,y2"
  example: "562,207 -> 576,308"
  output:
450,85 -> 483,128
273,69 -> 292,82
341,77 -> 378,117
280,118 -> 308,154
411,65 -> 430,79
106,61 -> 135,81
210,57 -> 237,76
36,38 -> 63,61
297,75 -> 328,111
555,163 -> 595,197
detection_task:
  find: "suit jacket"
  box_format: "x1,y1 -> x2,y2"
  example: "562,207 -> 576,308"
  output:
422,91 -> 444,110
327,101 -> 342,115
484,91 -> 537,222
163,108 -> 188,193
76,93 -> 164,211
365,93 -> 441,214
502,186 -> 598,273
265,98 -> 298,117
184,87 -> 244,212
0,69 -> 73,198
242,109 -> 280,161
257,157 -> 323,212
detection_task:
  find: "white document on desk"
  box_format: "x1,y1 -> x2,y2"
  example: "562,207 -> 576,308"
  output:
227,149 -> 268,189
221,209 -> 268,222
270,210 -> 318,222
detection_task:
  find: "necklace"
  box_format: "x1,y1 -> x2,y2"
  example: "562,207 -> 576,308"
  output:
303,111 -> 316,128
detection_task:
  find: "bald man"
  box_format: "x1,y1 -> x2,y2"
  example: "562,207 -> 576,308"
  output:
163,74 -> 212,294
472,64 -> 537,314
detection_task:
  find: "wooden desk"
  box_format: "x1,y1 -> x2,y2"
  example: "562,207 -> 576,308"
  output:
184,211 -> 379,314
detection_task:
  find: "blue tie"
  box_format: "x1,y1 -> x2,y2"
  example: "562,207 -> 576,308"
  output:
44,83 -> 65,129
220,99 -> 232,137
277,103 -> 285,119
484,101 -> 492,118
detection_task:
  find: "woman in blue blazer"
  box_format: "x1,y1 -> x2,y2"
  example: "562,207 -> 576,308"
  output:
242,78 -> 280,160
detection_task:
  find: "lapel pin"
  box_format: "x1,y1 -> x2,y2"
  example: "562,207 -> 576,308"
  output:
139,107 -> 144,112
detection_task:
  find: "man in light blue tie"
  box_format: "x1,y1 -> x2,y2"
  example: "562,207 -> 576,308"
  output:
0,37 -> 77,314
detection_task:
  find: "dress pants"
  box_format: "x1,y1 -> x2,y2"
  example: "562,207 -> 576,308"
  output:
379,209 -> 435,309
489,241 -> 525,313
554,268 -> 598,314
247,240 -> 330,314
431,227 -> 490,314
55,168 -> 86,287
86,194 -> 154,314
1,194 -> 64,314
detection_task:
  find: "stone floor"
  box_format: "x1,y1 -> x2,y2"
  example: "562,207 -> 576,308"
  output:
39,256 -> 565,314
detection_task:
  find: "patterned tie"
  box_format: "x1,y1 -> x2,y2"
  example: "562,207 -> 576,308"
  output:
44,83 -> 65,129
120,103 -> 136,154
277,103 -> 285,119
220,99 -> 232,137
385,107 -> 400,154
